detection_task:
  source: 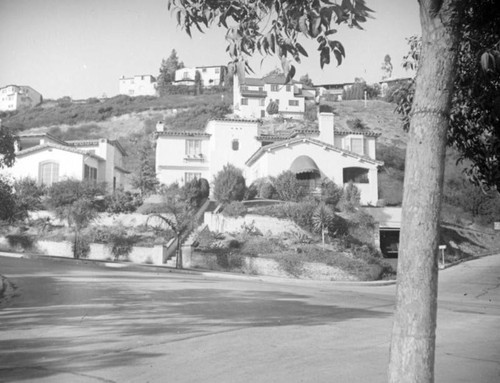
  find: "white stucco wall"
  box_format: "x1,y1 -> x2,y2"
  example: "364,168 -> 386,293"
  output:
2,148 -> 85,183
156,135 -> 210,185
119,75 -> 156,97
248,141 -> 379,205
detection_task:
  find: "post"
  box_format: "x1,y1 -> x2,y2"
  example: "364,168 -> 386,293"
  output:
439,245 -> 446,268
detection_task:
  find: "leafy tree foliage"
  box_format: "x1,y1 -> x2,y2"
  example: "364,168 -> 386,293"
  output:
213,164 -> 246,204
273,170 -> 307,202
181,177 -> 209,208
299,73 -> 314,87
194,70 -> 203,95
320,178 -> 343,207
0,124 -> 17,169
0,176 -> 15,222
157,49 -> 185,96
104,189 -> 143,214
46,179 -> 106,212
381,54 -> 393,79
168,0 -> 373,82
131,138 -> 159,196
266,100 -> 279,115
339,182 -> 360,212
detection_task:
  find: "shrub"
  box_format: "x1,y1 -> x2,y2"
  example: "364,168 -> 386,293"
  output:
72,235 -> 90,259
244,182 -> 258,200
275,253 -> 305,277
222,201 -> 247,217
46,179 -> 106,211
339,182 -> 361,212
13,178 -> 45,214
104,190 -> 143,214
259,182 -> 277,199
6,234 -> 35,250
106,228 -> 138,261
0,176 -> 16,222
320,178 -> 343,207
274,171 -> 307,202
181,178 -> 208,208
283,199 -> 318,231
304,102 -> 318,121
266,100 -> 279,115
213,164 -> 246,204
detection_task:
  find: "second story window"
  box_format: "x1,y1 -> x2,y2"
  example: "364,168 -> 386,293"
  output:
286,85 -> 291,92
271,84 -> 279,92
185,139 -> 201,156
183,72 -> 189,79
350,137 -> 364,155
289,100 -> 299,106
241,98 -> 248,105
259,99 -> 265,106
232,139 -> 239,151
215,67 -> 220,73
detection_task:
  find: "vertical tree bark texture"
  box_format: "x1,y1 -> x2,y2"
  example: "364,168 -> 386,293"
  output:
388,1 -> 461,382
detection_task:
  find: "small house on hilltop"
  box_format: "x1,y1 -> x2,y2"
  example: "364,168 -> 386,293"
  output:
155,112 -> 383,205
0,85 -> 42,111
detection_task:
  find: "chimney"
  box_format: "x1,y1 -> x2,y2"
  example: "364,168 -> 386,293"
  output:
318,112 -> 335,146
156,121 -> 165,132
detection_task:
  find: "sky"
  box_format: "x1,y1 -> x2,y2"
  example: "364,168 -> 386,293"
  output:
0,0 -> 421,100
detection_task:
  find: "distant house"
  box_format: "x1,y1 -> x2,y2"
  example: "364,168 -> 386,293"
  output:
119,75 -> 157,97
174,65 -> 227,87
233,74 -> 312,120
155,112 -> 383,205
1,133 -> 130,191
0,85 -> 42,111
315,82 -> 356,102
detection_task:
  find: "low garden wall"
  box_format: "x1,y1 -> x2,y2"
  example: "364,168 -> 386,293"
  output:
0,237 -> 165,265
204,212 -> 307,236
182,248 -> 381,281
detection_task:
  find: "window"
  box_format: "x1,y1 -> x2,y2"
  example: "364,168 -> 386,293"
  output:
286,85 -> 291,92
350,137 -> 364,155
289,100 -> 299,106
259,99 -> 265,106
343,167 -> 369,184
271,84 -> 279,92
183,72 -> 189,79
241,98 -> 248,105
202,68 -> 207,73
185,172 -> 201,183
258,87 -> 263,92
232,139 -> 239,151
185,139 -> 201,156
84,164 -> 97,182
38,161 -> 59,186
215,67 -> 220,73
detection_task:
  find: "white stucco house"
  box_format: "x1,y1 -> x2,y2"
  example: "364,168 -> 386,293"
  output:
0,85 -> 43,111
233,73 -> 314,120
155,112 -> 383,205
119,75 -> 157,97
1,133 -> 130,191
174,65 -> 227,87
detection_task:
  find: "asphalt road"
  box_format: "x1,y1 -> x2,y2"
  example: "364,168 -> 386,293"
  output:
0,254 -> 499,383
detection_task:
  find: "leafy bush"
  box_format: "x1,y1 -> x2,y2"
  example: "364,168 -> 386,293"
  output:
378,144 -> 406,172
213,164 -> 246,204
338,182 -> 361,212
244,182 -> 258,200
13,178 -> 45,214
104,190 -> 143,214
0,176 -> 16,222
304,102 -> 318,121
46,179 -> 106,212
222,201 -> 247,217
266,100 -> 279,115
72,235 -> 90,259
274,171 -> 307,202
275,252 -> 305,277
181,178 -> 208,208
106,228 -> 138,261
320,178 -> 343,207
259,182 -> 277,199
6,234 -> 35,250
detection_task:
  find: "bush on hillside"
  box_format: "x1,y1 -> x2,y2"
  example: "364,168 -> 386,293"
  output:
320,178 -> 343,207
213,164 -> 246,204
181,178 -> 209,208
274,171 -> 307,202
259,182 -> 277,199
104,189 -> 143,214
222,201 -> 248,217
338,182 -> 361,212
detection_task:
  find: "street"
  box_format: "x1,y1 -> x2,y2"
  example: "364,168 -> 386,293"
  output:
1,254 -> 499,383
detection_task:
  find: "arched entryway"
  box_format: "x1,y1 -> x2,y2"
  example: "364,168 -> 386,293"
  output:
290,155 -> 321,190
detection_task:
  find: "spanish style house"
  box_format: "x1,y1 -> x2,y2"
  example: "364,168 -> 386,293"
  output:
155,113 -> 383,205
233,74 -> 315,120
174,65 -> 227,87
119,75 -> 157,97
0,85 -> 42,111
1,133 -> 130,190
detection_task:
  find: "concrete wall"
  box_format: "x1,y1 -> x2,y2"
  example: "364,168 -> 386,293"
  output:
0,237 -> 164,265
184,251 -> 367,281
204,212 -> 306,236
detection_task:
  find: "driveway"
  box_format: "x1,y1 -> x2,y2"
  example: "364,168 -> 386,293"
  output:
0,254 -> 499,382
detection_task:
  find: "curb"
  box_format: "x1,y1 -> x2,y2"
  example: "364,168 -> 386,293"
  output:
0,251 -> 396,286
440,250 -> 500,270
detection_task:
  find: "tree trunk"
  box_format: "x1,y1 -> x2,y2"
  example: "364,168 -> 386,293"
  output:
388,1 -> 461,382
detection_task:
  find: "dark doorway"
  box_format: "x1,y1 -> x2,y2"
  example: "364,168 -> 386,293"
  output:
380,229 -> 400,258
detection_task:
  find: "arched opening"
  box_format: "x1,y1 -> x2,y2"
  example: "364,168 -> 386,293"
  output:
290,155 -> 321,190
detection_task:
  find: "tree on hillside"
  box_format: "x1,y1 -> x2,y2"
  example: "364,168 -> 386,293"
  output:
167,0 -> 500,381
381,54 -> 393,79
157,49 -> 185,96
299,74 -> 314,87
194,70 -> 203,95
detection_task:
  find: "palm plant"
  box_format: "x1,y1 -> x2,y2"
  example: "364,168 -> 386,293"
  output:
312,203 -> 334,247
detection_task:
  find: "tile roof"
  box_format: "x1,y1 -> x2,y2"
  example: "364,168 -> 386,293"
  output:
16,143 -> 104,161
334,130 -> 382,137
246,137 -> 383,167
155,130 -> 211,138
